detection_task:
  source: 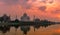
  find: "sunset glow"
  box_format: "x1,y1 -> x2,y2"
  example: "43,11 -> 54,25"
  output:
0,0 -> 60,22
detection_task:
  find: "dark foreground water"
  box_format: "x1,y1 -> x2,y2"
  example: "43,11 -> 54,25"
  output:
0,24 -> 60,35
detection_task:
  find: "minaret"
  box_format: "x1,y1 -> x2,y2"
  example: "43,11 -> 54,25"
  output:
8,14 -> 10,22
33,15 -> 36,21
16,15 -> 17,19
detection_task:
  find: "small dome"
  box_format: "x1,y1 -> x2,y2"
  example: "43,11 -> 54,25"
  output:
23,13 -> 27,16
34,18 -> 40,22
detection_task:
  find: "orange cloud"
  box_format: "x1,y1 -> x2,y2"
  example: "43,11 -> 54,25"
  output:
0,0 -> 60,22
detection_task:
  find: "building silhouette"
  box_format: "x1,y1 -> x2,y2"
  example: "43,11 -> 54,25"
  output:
0,17 -> 3,23
2,14 -> 11,22
21,13 -> 30,21
14,15 -> 19,22
33,16 -> 40,22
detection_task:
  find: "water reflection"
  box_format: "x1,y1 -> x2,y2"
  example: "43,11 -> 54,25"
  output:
0,26 -> 10,35
0,24 -> 59,35
20,26 -> 30,35
14,25 -> 19,35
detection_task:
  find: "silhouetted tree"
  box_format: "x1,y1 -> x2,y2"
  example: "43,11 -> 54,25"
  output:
14,19 -> 19,23
0,17 -> 3,23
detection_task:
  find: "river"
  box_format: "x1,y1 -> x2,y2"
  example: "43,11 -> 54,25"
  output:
0,24 -> 60,35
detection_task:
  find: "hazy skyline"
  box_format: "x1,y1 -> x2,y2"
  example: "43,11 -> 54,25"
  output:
0,0 -> 60,22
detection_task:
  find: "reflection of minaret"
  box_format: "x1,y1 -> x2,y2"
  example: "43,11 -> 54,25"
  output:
34,25 -> 36,32
33,15 -> 36,32
14,25 -> 19,35
34,25 -> 41,32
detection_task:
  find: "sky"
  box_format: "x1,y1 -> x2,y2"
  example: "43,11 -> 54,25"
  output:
0,0 -> 60,22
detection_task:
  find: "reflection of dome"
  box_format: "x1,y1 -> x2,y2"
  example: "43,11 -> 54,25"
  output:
21,13 -> 30,21
20,26 -> 30,35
